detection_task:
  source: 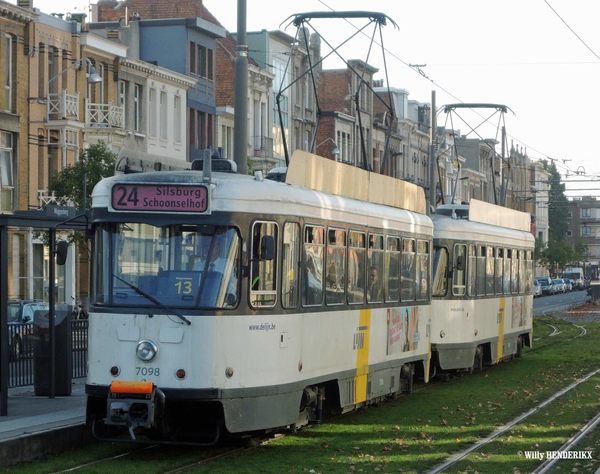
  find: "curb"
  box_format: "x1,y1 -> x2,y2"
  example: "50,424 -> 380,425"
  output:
0,423 -> 92,468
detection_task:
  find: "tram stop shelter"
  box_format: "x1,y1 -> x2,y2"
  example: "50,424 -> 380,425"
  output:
0,206 -> 89,416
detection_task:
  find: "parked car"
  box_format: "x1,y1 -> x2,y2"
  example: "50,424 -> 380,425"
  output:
537,277 -> 555,295
533,279 -> 542,297
564,279 -> 573,292
7,300 -> 49,361
553,279 -> 567,293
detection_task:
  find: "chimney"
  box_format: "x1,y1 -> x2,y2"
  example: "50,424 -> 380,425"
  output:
17,0 -> 32,9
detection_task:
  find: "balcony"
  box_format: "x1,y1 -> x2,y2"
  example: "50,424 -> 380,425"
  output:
86,100 -> 124,129
47,91 -> 80,121
46,93 -> 125,130
251,136 -> 273,158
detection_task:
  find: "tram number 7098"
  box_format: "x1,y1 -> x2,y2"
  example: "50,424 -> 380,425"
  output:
136,367 -> 160,377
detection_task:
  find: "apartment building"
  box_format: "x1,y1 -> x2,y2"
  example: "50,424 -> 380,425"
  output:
94,0 -> 226,162
242,28 -> 319,168
566,197 -> 600,279
215,30 -> 274,169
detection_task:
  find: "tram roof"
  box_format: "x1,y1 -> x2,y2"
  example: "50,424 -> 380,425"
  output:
433,200 -> 533,246
436,199 -> 531,232
92,161 -> 432,233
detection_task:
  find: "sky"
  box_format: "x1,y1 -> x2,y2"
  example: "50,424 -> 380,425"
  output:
13,0 -> 600,197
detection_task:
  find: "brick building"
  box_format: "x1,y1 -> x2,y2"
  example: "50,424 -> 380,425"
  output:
316,59 -> 377,169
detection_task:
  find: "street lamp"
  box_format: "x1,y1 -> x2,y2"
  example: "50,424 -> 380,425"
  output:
46,57 -> 102,121
316,137 -> 340,160
47,57 -> 102,89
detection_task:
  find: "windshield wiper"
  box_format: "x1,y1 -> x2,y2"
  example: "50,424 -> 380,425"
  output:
113,274 -> 191,326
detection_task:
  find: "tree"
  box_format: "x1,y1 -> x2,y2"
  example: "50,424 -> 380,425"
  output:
47,142 -> 116,210
543,238 -> 574,277
38,142 -> 116,250
545,160 -> 569,243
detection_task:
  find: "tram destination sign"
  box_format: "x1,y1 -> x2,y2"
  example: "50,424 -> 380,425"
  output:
111,183 -> 209,213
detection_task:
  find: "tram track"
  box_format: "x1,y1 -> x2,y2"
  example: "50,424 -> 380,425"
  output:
52,444 -> 159,473
161,447 -> 249,474
427,367 -> 600,473
46,318 -> 597,473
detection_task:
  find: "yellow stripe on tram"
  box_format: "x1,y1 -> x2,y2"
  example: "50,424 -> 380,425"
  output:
496,297 -> 506,363
354,309 -> 371,404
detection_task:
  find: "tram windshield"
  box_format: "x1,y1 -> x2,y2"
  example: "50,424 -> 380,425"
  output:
92,223 -> 240,309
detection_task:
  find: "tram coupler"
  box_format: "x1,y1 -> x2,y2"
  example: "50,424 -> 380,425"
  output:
105,381 -> 164,439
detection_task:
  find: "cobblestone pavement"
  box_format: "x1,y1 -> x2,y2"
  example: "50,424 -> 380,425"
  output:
553,302 -> 600,323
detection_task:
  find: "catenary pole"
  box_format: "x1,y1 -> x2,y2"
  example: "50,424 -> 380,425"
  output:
233,0 -> 249,174
428,91 -> 437,215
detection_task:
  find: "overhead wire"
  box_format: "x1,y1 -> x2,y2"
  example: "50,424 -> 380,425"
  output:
309,0 -> 598,181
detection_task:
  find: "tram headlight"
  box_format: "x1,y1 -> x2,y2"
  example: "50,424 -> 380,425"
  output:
136,339 -> 158,362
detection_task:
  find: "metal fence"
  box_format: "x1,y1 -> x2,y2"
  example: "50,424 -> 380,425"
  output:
8,319 -> 88,389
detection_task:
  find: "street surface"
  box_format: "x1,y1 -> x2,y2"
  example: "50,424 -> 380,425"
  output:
532,289 -> 589,316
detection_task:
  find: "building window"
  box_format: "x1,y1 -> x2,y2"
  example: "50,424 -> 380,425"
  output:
305,72 -> 311,109
133,84 -> 140,132
566,230 -> 573,237
190,42 -> 213,80
581,226 -> 591,237
159,90 -> 167,141
174,95 -> 182,144
197,111 -> 204,148
294,66 -> 301,106
149,88 -> 157,138
582,208 -> 592,218
567,211 -> 572,219
0,131 -> 14,212
118,80 -> 126,128
207,49 -> 213,80
87,60 -> 104,104
48,47 -> 57,94
272,59 -> 288,128
4,34 -> 13,112
198,45 -> 206,77
190,42 -> 197,75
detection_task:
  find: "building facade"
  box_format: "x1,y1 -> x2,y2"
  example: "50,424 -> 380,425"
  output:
243,28 -> 319,168
566,197 -> 599,279
93,0 -> 226,162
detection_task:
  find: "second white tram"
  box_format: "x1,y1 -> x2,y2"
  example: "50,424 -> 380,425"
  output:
431,200 -> 535,374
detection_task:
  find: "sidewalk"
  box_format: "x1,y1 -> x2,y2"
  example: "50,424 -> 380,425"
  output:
0,380 -> 90,467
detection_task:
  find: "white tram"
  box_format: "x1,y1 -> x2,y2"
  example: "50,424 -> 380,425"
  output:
430,200 -> 535,374
85,152 -> 433,444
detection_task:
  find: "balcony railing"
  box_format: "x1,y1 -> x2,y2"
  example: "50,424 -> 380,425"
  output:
251,135 -> 273,158
46,93 -> 124,130
86,100 -> 124,128
47,90 -> 80,120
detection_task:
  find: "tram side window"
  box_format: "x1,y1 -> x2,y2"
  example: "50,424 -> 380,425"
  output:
495,248 -> 504,295
250,221 -> 278,308
486,246 -> 494,296
368,234 -> 384,303
525,250 -> 533,294
401,238 -> 415,302
476,245 -> 486,296
511,249 -> 519,294
92,226 -> 110,304
416,240 -> 429,301
432,246 -> 448,297
386,236 -> 400,303
302,225 -> 324,307
347,231 -> 366,305
281,222 -> 300,308
503,249 -> 511,295
326,228 -> 346,306
467,245 -> 477,296
452,243 -> 467,296
518,249 -> 525,294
